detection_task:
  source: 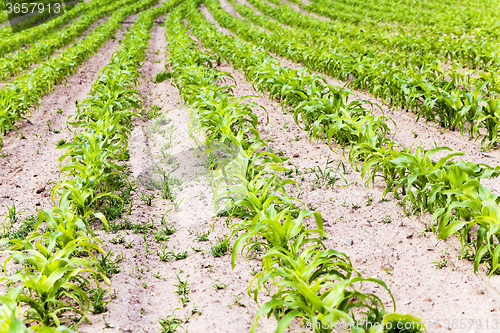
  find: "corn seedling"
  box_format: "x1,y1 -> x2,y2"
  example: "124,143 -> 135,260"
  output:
174,275 -> 191,306
193,230 -> 210,241
89,288 -> 110,314
2,234 -> 110,327
139,191 -> 155,206
158,310 -> 183,333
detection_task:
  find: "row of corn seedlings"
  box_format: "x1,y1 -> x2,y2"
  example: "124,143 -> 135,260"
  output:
0,0 -> 181,330
0,26 -> 12,39
219,0 -> 500,149
0,0 -> 108,39
253,0 -> 500,73
165,4 -> 424,333
0,0 -> 107,56
246,0 -> 500,79
299,0 -> 500,71
0,0 -> 112,39
186,0 -> 500,277
303,0 -> 495,31
0,0 -> 161,150
0,0 -> 135,81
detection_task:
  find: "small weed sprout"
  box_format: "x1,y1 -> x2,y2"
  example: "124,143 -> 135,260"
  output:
211,235 -> 230,257
228,295 -> 245,308
55,138 -> 67,147
139,191 -> 155,206
158,310 -> 183,333
213,279 -> 228,290
194,230 -> 210,242
380,215 -> 392,224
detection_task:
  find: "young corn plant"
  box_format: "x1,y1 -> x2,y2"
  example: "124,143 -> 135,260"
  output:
173,274 -> 191,306
2,234 -> 110,327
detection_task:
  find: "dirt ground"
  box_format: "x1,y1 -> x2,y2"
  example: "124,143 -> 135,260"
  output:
1,2 -> 500,333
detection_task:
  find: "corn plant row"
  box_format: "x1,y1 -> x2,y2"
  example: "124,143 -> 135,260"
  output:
301,0 -> 486,29
0,26 -> 12,37
299,0 -> 500,71
245,0 -> 449,63
243,0 -> 500,97
267,0 -> 498,72
0,1 -> 181,331
0,25 -> 14,39
305,0 -> 500,37
243,0 -> 500,122
165,4 -> 427,333
0,0 -> 114,57
0,0 -> 162,151
186,1 -> 500,277
206,0 -> 500,149
299,0 -> 437,26
0,14 -> 47,39
0,0 -> 77,36
263,0 -> 500,72
0,0 -> 139,81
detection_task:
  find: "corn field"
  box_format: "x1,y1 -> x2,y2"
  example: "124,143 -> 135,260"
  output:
0,0 -> 499,332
